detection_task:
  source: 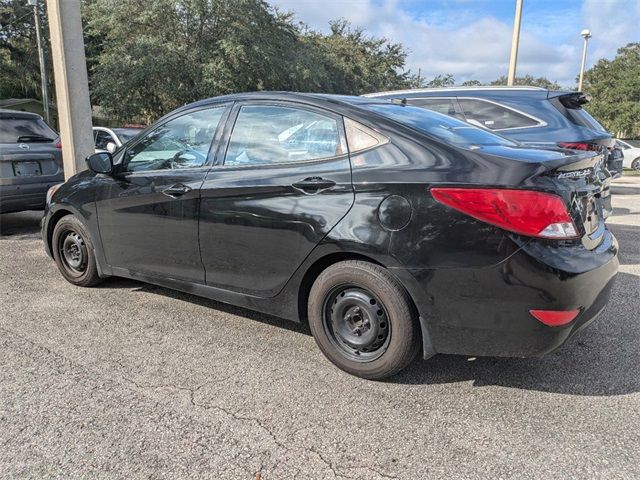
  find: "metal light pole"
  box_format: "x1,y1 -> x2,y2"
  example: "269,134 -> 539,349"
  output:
507,0 -> 523,86
27,0 -> 50,125
578,29 -> 592,91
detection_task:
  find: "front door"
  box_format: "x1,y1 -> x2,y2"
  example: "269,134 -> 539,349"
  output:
95,105 -> 228,282
199,102 -> 354,297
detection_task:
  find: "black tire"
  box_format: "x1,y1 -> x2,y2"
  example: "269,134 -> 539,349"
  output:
52,215 -> 103,287
631,158 -> 640,171
308,260 -> 420,380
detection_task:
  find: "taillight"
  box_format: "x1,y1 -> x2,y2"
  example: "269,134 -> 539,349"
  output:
54,140 -> 62,149
557,141 -> 601,152
430,188 -> 578,239
529,309 -> 580,326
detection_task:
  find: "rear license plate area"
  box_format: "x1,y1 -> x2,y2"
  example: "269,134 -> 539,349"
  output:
12,161 -> 42,176
582,194 -> 604,236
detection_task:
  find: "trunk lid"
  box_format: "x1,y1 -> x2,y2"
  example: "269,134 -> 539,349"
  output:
535,149 -> 610,250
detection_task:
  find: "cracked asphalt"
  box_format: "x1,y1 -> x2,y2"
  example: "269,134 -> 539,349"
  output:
1,176 -> 639,479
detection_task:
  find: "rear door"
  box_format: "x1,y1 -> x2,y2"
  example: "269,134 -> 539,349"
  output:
199,101 -> 354,297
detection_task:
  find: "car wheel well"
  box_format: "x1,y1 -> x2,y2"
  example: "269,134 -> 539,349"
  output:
47,209 -> 74,252
297,253 -> 420,333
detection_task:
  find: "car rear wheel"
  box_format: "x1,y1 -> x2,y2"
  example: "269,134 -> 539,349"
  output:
52,215 -> 102,287
308,260 -> 420,379
631,158 -> 640,170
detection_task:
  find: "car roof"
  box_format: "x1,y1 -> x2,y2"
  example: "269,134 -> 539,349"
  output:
363,86 -> 579,101
184,91 -> 389,110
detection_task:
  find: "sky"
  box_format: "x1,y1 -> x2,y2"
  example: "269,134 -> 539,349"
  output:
269,0 -> 640,87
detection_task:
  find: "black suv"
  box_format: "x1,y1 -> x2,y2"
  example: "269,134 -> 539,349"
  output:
365,87 -> 624,178
0,110 -> 64,213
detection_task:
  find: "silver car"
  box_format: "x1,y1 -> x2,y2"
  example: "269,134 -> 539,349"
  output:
0,110 -> 64,213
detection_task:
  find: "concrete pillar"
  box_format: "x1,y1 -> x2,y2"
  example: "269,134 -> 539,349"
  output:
46,0 -> 94,180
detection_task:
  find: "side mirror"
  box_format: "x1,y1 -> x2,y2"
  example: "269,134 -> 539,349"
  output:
86,152 -> 113,174
106,142 -> 117,153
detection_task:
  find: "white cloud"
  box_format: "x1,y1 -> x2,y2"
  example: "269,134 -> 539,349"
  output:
271,0 -> 638,88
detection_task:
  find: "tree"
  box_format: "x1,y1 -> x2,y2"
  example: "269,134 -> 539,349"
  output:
583,42 -> 640,138
490,74 -> 561,90
0,0 -> 50,99
461,79 -> 482,86
83,1 -> 413,122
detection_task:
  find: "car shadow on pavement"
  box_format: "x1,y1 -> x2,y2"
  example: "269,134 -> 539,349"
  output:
0,211 -> 43,237
98,276 -> 312,336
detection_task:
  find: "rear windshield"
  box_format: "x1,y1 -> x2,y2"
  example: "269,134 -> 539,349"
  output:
0,115 -> 57,143
567,108 -> 608,133
363,103 -> 517,148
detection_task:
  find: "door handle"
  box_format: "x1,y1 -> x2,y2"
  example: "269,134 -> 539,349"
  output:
292,177 -> 336,193
162,183 -> 192,197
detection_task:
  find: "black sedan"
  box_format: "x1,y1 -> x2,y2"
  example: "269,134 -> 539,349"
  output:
42,92 -> 618,379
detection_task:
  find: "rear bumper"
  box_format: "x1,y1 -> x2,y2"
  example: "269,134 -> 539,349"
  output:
401,230 -> 619,358
0,181 -> 60,213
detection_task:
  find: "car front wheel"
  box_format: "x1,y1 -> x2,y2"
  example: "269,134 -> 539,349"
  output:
52,215 -> 103,287
308,260 -> 420,380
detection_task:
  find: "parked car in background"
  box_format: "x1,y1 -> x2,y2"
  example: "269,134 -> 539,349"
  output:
42,93 -> 618,379
365,87 -> 624,178
616,139 -> 640,170
93,126 -> 143,153
0,110 -> 63,213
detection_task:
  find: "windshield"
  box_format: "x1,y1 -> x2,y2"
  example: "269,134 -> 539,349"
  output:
0,115 -> 57,143
363,103 -> 517,148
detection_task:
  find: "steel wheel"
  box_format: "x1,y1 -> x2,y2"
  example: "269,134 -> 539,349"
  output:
58,228 -> 88,277
323,285 -> 391,362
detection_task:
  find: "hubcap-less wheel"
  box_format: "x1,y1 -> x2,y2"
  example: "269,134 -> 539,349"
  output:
59,230 -> 88,276
323,286 -> 390,362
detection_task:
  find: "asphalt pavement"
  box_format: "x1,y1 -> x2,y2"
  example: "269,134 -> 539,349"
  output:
1,176 -> 639,479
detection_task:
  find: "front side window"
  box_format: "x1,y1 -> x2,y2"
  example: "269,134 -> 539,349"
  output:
95,130 -> 115,150
224,105 -> 343,166
457,98 -> 540,130
125,107 -> 224,172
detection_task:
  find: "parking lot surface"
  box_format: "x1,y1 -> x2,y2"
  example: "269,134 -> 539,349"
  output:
1,177 -> 639,479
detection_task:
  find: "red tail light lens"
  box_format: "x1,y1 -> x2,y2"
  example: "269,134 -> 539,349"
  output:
430,188 -> 578,239
530,309 -> 580,326
557,142 -> 601,152
54,140 -> 62,149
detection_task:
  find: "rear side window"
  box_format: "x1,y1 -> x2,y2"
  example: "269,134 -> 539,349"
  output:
225,105 -> 344,166
457,98 -> 541,130
0,115 -> 57,143
364,103 -> 516,148
407,98 -> 465,121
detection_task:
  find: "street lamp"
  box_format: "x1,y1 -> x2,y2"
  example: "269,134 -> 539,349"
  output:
578,28 -> 592,92
27,0 -> 50,125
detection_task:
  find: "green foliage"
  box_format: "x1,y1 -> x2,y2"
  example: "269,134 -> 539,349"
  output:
489,74 -> 561,90
0,0 -> 49,99
461,79 -> 482,86
83,1 -> 411,122
583,43 -> 640,137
